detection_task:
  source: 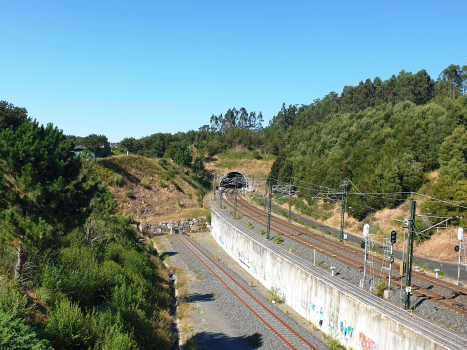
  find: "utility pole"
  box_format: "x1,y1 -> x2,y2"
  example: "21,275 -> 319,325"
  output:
267,179 -> 272,239
404,199 -> 416,311
264,181 -> 267,211
288,179 -> 293,222
339,179 -> 349,243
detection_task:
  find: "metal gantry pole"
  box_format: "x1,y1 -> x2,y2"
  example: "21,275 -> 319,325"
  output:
404,199 -> 416,311
267,179 -> 272,240
339,180 -> 349,243
288,179 -> 292,222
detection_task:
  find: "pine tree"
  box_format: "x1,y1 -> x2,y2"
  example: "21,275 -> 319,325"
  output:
0,120 -> 102,278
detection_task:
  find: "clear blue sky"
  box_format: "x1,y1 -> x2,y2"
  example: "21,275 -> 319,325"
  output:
1,0 -> 466,142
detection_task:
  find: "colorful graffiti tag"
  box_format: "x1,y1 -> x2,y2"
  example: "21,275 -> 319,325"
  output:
359,332 -> 378,350
340,321 -> 353,338
328,311 -> 338,338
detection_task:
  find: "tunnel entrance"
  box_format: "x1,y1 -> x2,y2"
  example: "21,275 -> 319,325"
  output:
220,172 -> 248,189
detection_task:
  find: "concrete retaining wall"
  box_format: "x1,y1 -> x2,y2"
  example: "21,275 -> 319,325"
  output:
210,205 -> 462,350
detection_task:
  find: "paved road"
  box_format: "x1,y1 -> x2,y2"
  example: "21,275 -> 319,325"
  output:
250,192 -> 467,284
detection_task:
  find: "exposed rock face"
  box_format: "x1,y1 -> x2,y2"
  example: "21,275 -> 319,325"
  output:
145,217 -> 210,237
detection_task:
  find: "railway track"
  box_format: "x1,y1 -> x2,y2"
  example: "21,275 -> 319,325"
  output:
210,204 -> 467,350
223,189 -> 467,316
172,229 -> 320,350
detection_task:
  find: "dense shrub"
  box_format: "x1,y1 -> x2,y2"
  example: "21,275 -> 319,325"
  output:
0,311 -> 52,350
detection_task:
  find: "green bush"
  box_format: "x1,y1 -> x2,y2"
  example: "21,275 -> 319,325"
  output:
197,197 -> 203,207
0,278 -> 29,319
46,298 -> 90,349
0,311 -> 53,350
157,158 -> 168,168
266,287 -> 285,304
158,179 -> 166,188
326,338 -> 346,350
206,211 -> 212,224
125,191 -> 134,198
187,193 -> 192,199
374,279 -> 388,298
274,235 -> 284,244
141,180 -> 150,189
251,150 -> 261,159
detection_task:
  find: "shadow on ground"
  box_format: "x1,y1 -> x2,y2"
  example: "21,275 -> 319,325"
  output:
185,332 -> 262,350
187,292 -> 215,303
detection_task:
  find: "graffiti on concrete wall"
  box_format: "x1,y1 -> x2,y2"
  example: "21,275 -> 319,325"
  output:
340,321 -> 353,338
328,311 -> 338,338
238,251 -> 251,270
359,332 -> 378,350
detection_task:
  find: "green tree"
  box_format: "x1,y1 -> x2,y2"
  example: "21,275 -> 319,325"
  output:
165,142 -> 183,159
0,120 -> 103,278
0,101 -> 29,132
193,155 -> 205,175
82,134 -> 109,155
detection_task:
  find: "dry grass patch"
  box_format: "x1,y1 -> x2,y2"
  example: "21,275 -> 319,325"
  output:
96,155 -> 205,223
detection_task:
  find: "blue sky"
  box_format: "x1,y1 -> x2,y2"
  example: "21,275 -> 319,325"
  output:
1,0 -> 466,142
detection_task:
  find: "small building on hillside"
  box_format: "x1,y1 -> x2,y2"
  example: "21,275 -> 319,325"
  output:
96,145 -> 111,158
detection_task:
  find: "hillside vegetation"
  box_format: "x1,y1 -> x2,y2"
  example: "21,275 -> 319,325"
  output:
0,112 -> 174,349
95,155 -> 210,222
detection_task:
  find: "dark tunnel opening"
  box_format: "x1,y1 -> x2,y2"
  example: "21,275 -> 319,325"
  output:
220,172 -> 248,189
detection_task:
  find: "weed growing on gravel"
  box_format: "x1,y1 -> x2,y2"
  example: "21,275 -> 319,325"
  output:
248,281 -> 254,286
214,256 -> 220,260
374,279 -> 388,298
247,221 -> 254,228
274,235 -> 284,244
234,214 -> 241,220
267,287 -> 285,304
326,338 -> 346,350
260,229 -> 266,235
311,324 -> 318,331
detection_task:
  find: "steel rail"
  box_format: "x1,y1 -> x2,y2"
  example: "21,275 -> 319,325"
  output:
172,229 -> 319,350
225,190 -> 467,315
231,189 -> 467,295
211,204 -> 467,349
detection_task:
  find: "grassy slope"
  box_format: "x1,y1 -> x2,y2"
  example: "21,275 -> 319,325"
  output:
96,155 -> 208,223
205,148 -> 276,178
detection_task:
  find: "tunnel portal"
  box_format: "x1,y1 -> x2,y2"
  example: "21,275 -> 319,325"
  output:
220,171 -> 248,189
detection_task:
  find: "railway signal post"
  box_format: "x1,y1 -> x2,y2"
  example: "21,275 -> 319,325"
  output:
404,199 -> 416,311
